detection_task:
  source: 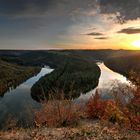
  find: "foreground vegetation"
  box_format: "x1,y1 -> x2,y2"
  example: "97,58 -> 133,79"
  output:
1,73 -> 139,139
0,59 -> 40,96
33,74 -> 140,130
31,57 -> 100,101
1,120 -> 139,140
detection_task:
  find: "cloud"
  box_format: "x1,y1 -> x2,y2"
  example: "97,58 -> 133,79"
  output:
99,0 -> 140,23
0,0 -> 96,18
94,37 -> 108,39
0,0 -> 53,16
1,1 -> 140,24
86,32 -> 104,36
117,27 -> 140,34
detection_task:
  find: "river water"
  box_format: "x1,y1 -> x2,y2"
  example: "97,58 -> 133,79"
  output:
77,62 -> 130,101
0,63 -> 130,129
0,67 -> 53,129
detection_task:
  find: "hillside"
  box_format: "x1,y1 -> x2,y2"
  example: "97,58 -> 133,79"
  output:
0,59 -> 40,96
1,49 -> 140,99
31,57 -> 101,101
104,53 -> 140,79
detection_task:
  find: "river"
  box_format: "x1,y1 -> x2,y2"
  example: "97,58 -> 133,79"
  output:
0,66 -> 54,129
77,62 -> 130,101
0,63 -> 130,129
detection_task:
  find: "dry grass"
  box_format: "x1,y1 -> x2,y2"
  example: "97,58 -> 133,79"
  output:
35,99 -> 86,128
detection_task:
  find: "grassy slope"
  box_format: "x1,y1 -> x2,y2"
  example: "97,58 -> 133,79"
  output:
0,59 -> 40,96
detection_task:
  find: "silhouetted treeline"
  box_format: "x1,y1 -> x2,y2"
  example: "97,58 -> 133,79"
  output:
1,50 -> 140,68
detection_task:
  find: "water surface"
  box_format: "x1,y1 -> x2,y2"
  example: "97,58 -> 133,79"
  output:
77,62 -> 130,101
0,67 -> 53,129
0,63 -> 131,129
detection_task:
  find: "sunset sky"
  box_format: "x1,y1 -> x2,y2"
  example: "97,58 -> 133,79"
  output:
0,0 -> 140,50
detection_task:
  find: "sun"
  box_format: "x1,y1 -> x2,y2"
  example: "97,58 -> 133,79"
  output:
132,40 -> 140,48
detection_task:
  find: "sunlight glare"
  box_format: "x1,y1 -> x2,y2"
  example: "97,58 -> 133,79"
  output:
132,40 -> 140,48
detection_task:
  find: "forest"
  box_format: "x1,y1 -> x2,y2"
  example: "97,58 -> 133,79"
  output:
104,52 -> 140,78
1,50 -> 140,98
0,59 -> 40,96
31,56 -> 100,101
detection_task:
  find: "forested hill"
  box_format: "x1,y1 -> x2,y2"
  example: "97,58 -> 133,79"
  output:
1,50 -> 140,67
0,49 -> 140,97
0,59 -> 40,96
31,57 -> 101,101
104,53 -> 140,80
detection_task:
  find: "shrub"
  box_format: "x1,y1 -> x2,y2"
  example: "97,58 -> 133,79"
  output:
123,72 -> 140,131
124,88 -> 140,131
103,100 -> 129,124
34,100 -> 85,128
86,91 -> 129,125
90,85 -> 139,131
86,91 -> 107,119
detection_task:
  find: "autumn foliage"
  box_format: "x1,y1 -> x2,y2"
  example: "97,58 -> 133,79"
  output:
86,76 -> 140,131
86,91 -> 128,124
34,73 -> 140,132
127,73 -> 140,131
86,91 -> 107,119
86,71 -> 140,132
35,100 -> 85,127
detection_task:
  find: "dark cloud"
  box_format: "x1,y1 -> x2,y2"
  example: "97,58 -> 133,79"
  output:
94,37 -> 108,40
0,0 -> 98,49
0,0 -> 53,16
99,0 -> 140,23
86,32 -> 104,36
1,0 -> 139,49
117,27 -> 140,34
1,0 -> 140,23
0,0 -> 96,17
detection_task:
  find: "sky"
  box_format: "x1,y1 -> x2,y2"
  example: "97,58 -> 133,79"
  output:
0,0 -> 140,50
